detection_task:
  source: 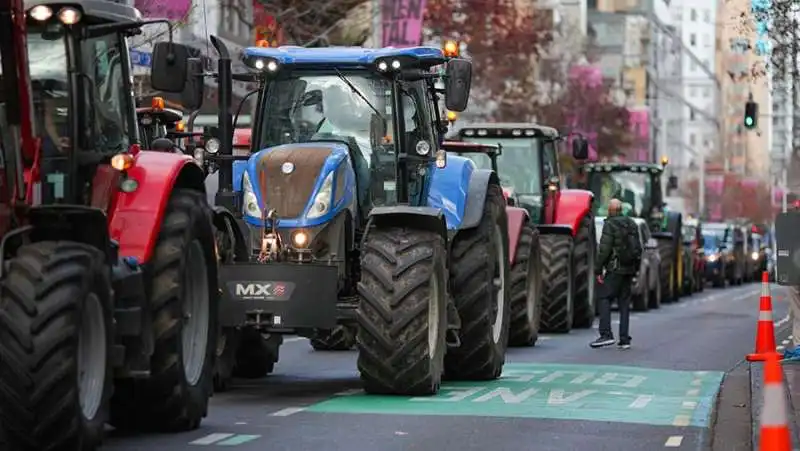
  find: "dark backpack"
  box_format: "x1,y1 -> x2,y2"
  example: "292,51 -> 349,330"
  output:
616,218 -> 643,267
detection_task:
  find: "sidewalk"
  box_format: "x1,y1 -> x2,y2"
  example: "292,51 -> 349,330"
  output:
750,362 -> 800,450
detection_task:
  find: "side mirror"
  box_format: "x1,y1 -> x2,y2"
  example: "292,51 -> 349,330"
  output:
444,58 -> 472,112
180,58 -> 205,111
572,136 -> 589,160
646,238 -> 658,249
151,42 -> 191,93
151,137 -> 176,152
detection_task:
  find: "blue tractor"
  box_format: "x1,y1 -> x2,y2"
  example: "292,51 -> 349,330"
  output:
199,44 -> 512,395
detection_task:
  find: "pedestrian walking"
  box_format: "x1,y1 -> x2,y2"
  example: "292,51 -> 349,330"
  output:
591,198 -> 642,349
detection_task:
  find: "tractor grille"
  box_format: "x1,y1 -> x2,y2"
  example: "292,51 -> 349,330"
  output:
256,146 -> 333,218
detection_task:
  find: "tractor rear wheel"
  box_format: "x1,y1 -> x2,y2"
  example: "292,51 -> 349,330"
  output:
356,227 -> 448,395
539,234 -> 574,333
508,224 -> 543,347
310,325 -> 356,351
445,184 -> 511,380
110,189 -> 218,432
0,242 -> 113,451
572,214 -> 596,328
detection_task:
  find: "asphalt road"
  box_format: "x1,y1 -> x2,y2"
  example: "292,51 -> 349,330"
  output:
105,281 -> 785,451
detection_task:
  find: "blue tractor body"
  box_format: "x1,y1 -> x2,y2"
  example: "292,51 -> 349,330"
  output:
218,44 -> 512,396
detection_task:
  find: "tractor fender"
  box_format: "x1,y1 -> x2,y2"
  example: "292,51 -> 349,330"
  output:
506,206 -> 529,264
364,206 -> 448,245
427,155 -> 474,230
553,188 -> 593,236
460,168 -> 501,230
109,150 -> 206,264
211,206 -> 249,262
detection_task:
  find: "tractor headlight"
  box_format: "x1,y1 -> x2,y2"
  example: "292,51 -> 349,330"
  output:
58,7 -> 81,25
242,171 -> 261,218
245,56 -> 280,72
707,253 -> 719,262
205,138 -> 221,154
374,56 -> 415,73
307,171 -> 334,219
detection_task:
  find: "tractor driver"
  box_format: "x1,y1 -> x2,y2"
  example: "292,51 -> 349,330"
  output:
35,88 -> 70,157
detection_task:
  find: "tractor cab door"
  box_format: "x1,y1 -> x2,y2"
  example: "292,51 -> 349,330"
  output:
541,138 -> 559,223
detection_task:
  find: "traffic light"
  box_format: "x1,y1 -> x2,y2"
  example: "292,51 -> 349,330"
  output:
744,100 -> 758,129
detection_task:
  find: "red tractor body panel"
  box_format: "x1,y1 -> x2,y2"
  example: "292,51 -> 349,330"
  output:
506,206 -> 529,264
553,189 -> 593,236
109,151 -> 198,263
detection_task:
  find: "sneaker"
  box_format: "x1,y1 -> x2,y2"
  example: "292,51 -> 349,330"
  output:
617,340 -> 631,350
782,347 -> 800,362
590,337 -> 615,348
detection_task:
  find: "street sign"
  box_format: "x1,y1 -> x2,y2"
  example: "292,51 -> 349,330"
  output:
129,50 -> 152,67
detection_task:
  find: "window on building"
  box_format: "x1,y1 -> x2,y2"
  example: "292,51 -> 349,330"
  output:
704,9 -> 710,23
691,59 -> 697,71
703,87 -> 710,98
690,109 -> 696,121
691,9 -> 697,21
690,33 -> 696,46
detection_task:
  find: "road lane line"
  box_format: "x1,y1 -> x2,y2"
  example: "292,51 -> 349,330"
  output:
681,400 -> 697,409
686,389 -> 699,396
664,436 -> 684,447
690,379 -> 702,386
628,394 -> 653,408
271,407 -> 306,416
190,433 -> 235,445
672,415 -> 691,426
218,435 -> 261,446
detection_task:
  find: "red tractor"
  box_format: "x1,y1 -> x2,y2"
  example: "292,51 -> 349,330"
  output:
442,141 -> 543,346
456,124 -> 595,333
0,1 -> 236,449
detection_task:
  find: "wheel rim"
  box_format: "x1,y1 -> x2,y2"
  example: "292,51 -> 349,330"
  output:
492,225 -> 506,344
78,293 -> 106,421
182,240 -> 210,386
525,246 -> 538,325
586,225 -> 595,309
428,272 -> 440,359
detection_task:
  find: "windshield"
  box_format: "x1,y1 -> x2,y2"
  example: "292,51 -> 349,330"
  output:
460,137 -> 542,194
703,227 -> 727,249
588,171 -> 652,217
258,73 -> 429,166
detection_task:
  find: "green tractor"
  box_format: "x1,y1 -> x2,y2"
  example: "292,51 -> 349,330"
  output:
576,160 -> 683,303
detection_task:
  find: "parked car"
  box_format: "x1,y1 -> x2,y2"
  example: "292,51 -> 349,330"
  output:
594,217 -> 661,311
702,222 -> 744,286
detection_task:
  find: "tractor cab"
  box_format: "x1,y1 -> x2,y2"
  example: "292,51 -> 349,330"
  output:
455,123 -> 588,223
579,161 -> 667,231
136,96 -> 184,150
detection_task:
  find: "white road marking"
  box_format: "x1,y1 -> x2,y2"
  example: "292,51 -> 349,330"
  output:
672,415 -> 691,427
775,315 -> 790,328
694,371 -> 708,376
664,435 -> 684,447
235,422 -> 247,425
783,340 -> 790,345
681,400 -> 697,409
777,345 -> 786,352
686,389 -> 699,396
690,379 -> 702,386
190,433 -> 235,445
270,407 -> 306,417
628,394 -> 653,408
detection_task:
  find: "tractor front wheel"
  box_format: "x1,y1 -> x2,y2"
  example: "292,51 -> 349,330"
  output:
539,234 -> 575,333
445,184 -> 511,380
310,325 -> 357,351
508,225 -> 543,347
0,242 -> 114,451
572,214 -> 596,328
356,227 -> 448,395
110,189 -> 218,432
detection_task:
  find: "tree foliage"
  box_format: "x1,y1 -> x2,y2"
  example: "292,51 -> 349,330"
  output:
423,0 -> 553,120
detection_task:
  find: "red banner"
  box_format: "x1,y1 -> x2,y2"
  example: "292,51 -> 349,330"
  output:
252,1 -> 282,46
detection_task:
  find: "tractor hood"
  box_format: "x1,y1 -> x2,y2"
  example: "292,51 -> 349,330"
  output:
242,142 -> 353,226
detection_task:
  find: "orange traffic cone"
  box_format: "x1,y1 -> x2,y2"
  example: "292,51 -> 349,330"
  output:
759,352 -> 792,451
747,272 -> 781,362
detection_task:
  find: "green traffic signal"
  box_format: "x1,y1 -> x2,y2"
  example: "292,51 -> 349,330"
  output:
745,117 -> 754,126
744,100 -> 758,129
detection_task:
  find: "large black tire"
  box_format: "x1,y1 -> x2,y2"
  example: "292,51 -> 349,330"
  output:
445,184 -> 511,380
572,214 -> 596,328
657,241 -> 676,303
110,189 -> 218,432
0,242 -> 114,450
310,325 -> 356,351
539,234 -> 574,333
356,227 -> 448,395
233,328 -> 278,378
508,225 -> 543,347
648,273 -> 661,309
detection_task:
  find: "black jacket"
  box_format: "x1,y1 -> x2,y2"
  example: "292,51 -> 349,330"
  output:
596,215 -> 639,276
